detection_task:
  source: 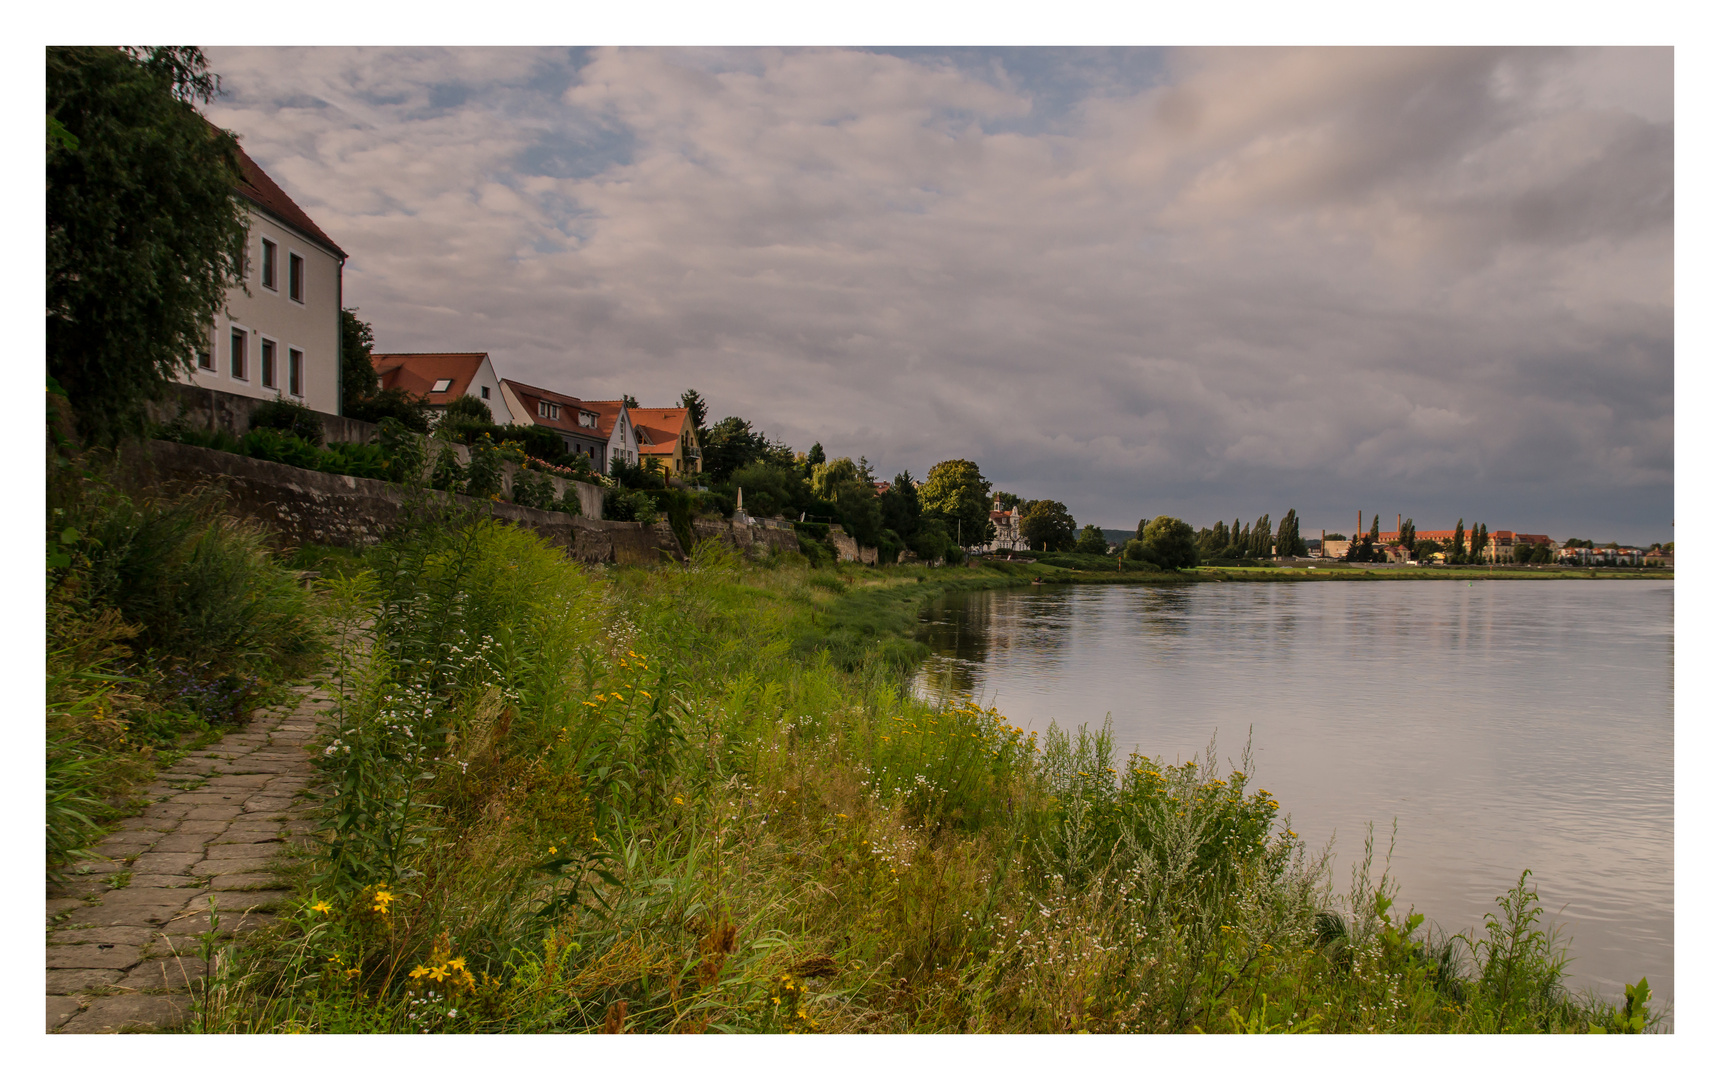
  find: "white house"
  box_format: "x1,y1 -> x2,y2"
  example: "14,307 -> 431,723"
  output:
182,139 -> 346,414
583,400 -> 640,470
987,497 -> 1027,552
369,352 -> 507,420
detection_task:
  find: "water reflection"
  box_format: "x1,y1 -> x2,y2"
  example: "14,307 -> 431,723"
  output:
914,580 -> 1674,1019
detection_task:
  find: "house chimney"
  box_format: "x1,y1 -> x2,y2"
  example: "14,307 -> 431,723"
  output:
1357,510 -> 1362,539
1397,513 -> 1401,535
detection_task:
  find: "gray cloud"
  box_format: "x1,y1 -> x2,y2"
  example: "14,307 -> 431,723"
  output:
203,46 -> 1673,543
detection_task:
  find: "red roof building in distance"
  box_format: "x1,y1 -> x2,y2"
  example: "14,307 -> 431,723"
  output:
626,406 -> 702,476
497,379 -> 607,463
581,401 -> 642,469
370,353 -> 505,416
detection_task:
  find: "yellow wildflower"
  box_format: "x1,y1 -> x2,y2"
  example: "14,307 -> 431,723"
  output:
673,796 -> 684,805
310,900 -> 332,915
548,845 -> 557,855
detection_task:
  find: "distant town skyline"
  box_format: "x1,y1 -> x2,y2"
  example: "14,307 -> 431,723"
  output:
201,46 -> 1673,543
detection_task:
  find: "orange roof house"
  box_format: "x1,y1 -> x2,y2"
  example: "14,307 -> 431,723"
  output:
370,352 -> 505,418
629,407 -> 702,476
497,379 -> 607,462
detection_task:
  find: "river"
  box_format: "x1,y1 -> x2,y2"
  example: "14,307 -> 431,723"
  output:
914,578 -> 1673,1017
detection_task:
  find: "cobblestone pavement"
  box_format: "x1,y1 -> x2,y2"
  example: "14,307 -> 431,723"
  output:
46,688 -> 329,1033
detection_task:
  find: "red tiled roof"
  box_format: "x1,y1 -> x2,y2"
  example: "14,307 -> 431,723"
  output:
229,136 -> 346,258
629,407 -> 692,456
580,400 -> 631,442
499,379 -> 602,437
372,353 -> 488,407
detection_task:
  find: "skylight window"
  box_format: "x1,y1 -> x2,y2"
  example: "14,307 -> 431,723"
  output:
431,378 -> 453,393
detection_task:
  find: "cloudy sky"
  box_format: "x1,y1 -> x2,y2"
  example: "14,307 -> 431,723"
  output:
202,46 -> 1673,543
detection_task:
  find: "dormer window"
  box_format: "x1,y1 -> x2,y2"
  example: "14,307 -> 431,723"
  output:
538,401 -> 561,420
579,411 -> 597,428
431,378 -> 453,394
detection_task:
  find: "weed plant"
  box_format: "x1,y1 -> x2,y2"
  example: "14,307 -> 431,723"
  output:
45,462 -> 321,869
198,502 -> 1660,1033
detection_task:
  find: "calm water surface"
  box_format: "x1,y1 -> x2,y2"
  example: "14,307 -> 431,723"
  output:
914,580 -> 1672,1014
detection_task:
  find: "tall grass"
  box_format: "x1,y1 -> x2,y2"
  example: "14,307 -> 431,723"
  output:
46,464 -> 322,869
198,515 -> 1660,1033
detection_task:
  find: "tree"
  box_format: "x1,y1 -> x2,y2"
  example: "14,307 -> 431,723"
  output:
995,492 -> 1023,511
1471,522 -> 1487,564
1451,519 -> 1466,560
340,307 -> 376,409
677,388 -> 708,434
811,457 -> 883,547
701,416 -> 768,483
1369,515 -> 1381,546
1250,514 -> 1273,559
337,308 -> 431,432
443,394 -> 493,425
1399,517 -> 1417,550
1137,516 -> 1199,569
48,46 -> 251,443
1275,509 -> 1306,558
622,394 -> 639,409
1075,524 -> 1108,555
919,460 -> 992,548
880,470 -> 922,542
1020,500 -> 1076,552
805,442 -> 826,468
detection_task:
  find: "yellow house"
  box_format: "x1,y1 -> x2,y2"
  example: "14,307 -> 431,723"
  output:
629,407 -> 702,476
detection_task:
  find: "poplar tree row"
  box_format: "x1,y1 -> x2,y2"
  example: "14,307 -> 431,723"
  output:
1194,510 -> 1308,560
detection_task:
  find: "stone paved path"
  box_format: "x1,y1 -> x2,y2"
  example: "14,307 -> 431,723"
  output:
46,687 -> 330,1033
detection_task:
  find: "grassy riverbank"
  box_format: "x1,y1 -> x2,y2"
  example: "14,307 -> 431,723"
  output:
189,503 -> 1658,1033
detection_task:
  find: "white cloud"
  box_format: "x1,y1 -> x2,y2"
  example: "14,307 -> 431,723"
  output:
203,45 -> 1673,540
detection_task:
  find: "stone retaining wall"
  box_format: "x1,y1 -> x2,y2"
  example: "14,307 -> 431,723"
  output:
147,384 -> 606,519
691,516 -> 801,557
126,440 -> 678,564
828,526 -> 879,566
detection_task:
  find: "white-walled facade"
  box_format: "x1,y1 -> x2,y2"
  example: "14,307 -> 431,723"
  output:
180,141 -> 345,415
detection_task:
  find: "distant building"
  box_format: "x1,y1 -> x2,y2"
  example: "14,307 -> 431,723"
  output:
988,497 -> 1026,552
370,352 -> 506,419
498,378 -> 607,464
580,400 -> 641,470
630,406 -> 702,476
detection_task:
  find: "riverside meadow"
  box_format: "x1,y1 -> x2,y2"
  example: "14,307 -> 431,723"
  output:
46,468 -> 1667,1034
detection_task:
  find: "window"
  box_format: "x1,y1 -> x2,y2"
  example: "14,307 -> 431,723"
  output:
430,378 -> 453,394
288,348 -> 303,397
260,239 -> 277,290
230,328 -> 247,380
537,401 -> 560,420
261,339 -> 277,388
288,252 -> 305,303
197,347 -> 214,371
579,411 -> 597,428
480,386 -> 490,400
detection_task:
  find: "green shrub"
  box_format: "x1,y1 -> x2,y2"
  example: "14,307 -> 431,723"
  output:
250,397 -> 325,446
322,441 -> 390,480
509,467 -> 556,510
346,387 -> 432,433
603,487 -> 660,524
375,418 -> 427,484
464,434 -> 520,499
643,487 -> 695,551
65,483 -> 320,671
242,427 -> 324,470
